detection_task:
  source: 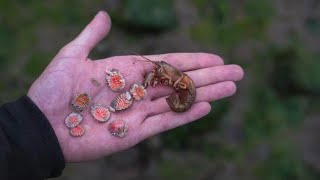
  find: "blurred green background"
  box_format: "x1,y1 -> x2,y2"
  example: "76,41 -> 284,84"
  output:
1,0 -> 320,179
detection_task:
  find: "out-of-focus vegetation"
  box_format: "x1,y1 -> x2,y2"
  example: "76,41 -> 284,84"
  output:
1,0 -> 320,179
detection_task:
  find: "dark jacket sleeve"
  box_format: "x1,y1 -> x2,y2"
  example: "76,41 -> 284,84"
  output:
0,96 -> 65,180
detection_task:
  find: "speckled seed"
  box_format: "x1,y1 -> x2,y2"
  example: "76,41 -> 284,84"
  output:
90,104 -> 111,122
108,119 -> 128,138
70,125 -> 85,137
71,93 -> 91,112
65,112 -> 83,128
110,91 -> 133,111
129,84 -> 147,101
105,69 -> 125,91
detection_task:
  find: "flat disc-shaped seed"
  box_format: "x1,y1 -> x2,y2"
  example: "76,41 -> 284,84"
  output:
129,84 -> 147,101
70,125 -> 85,137
90,104 -> 111,122
105,69 -> 125,91
71,93 -> 91,112
65,112 -> 83,128
108,119 -> 128,138
110,91 -> 133,111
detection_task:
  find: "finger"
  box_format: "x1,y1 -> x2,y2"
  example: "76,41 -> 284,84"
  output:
126,52 -> 224,74
57,11 -> 111,59
146,81 -> 236,116
141,102 -> 211,137
148,64 -> 243,100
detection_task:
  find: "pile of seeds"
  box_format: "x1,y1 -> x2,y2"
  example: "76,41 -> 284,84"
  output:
64,69 -> 147,138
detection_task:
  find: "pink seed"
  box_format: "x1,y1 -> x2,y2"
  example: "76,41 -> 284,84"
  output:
70,125 -> 85,137
65,112 -> 83,128
110,91 -> 133,111
105,69 -> 125,91
129,84 -> 147,101
108,119 -> 128,138
71,93 -> 91,112
90,104 -> 111,122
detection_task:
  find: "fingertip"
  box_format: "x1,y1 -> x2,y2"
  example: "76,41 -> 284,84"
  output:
229,64 -> 245,81
95,10 -> 112,32
197,52 -> 224,65
78,10 -> 112,46
60,10 -> 112,59
192,101 -> 212,119
225,81 -> 237,96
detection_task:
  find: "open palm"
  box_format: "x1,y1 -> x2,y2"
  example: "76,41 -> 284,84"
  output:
27,11 -> 244,162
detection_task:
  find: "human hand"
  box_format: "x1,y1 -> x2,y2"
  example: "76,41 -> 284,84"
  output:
27,11 -> 244,162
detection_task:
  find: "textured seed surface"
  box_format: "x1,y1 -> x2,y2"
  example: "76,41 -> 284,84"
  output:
70,125 -> 85,137
71,93 -> 91,112
65,112 -> 83,128
110,91 -> 133,111
130,84 -> 147,101
106,69 -> 125,91
108,119 -> 128,138
90,104 -> 111,122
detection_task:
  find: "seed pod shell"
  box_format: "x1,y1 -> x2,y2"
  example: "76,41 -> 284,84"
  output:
129,84 -> 147,101
110,91 -> 133,111
70,125 -> 85,137
65,112 -> 83,128
90,104 -> 111,122
105,69 -> 125,91
71,93 -> 91,112
108,119 -> 128,138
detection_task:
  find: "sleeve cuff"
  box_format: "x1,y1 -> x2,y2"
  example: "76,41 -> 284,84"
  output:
2,95 -> 65,178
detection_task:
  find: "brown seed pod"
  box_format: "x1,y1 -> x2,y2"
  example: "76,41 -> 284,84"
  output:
105,69 -> 125,91
70,125 -> 85,137
110,91 -> 133,111
65,112 -> 83,128
71,93 -> 91,112
108,119 -> 128,138
91,78 -> 101,86
129,84 -> 147,101
90,104 -> 111,122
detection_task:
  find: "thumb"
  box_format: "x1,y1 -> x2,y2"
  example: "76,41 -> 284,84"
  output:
57,11 -> 111,59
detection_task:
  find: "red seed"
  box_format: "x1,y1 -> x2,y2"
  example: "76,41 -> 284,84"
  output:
110,91 -> 133,111
90,104 -> 111,122
65,112 -> 83,128
129,84 -> 147,101
105,69 -> 125,91
108,119 -> 128,138
70,125 -> 85,137
71,93 -> 91,112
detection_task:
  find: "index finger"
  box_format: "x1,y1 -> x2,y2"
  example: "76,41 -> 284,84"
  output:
129,52 -> 224,74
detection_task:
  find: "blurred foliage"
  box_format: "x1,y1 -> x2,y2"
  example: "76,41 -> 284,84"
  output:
191,0 -> 272,49
255,141 -> 307,180
305,17 -> 320,34
110,0 -> 177,33
163,99 -> 230,148
1,0 -> 320,179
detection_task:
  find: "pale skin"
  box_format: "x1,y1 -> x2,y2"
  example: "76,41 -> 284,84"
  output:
27,11 -> 244,162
